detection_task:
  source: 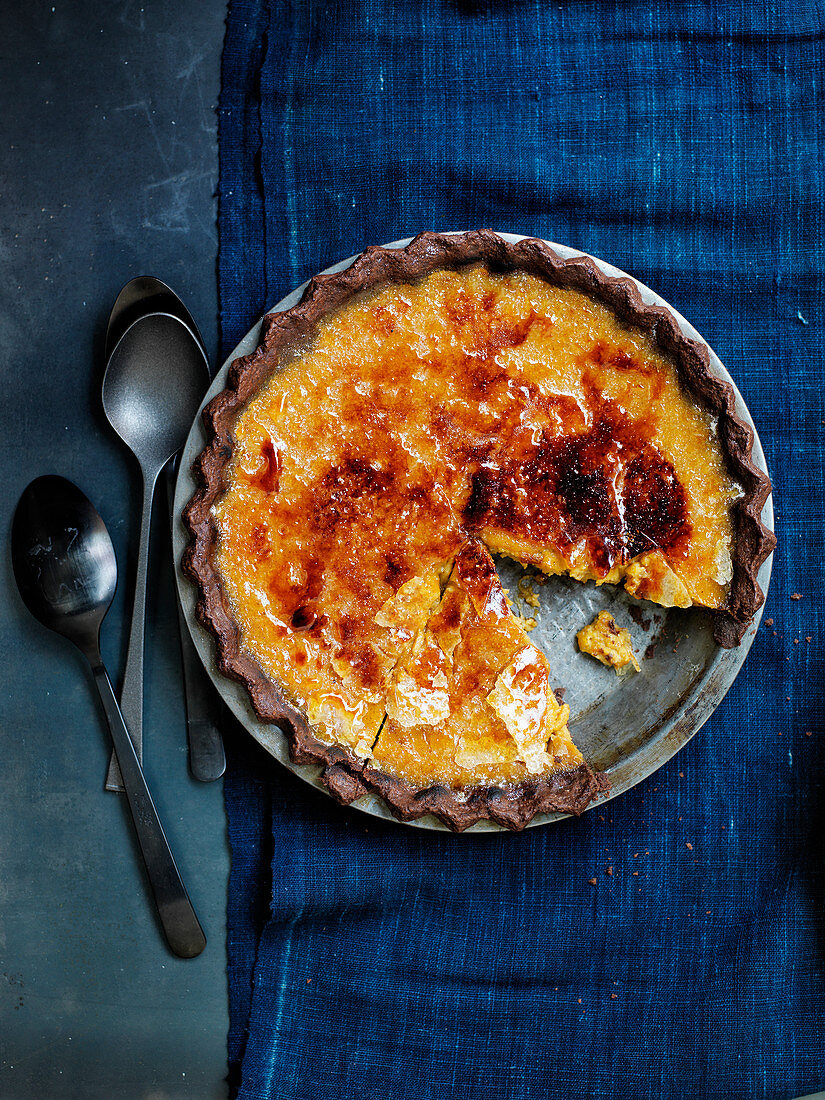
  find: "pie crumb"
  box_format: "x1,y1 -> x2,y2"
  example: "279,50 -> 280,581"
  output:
577,611 -> 640,674
517,575 -> 541,609
513,610 -> 538,632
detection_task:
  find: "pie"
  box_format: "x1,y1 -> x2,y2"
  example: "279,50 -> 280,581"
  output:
184,230 -> 775,831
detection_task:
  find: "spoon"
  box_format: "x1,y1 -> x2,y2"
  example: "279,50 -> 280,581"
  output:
12,476 -> 206,959
104,276 -> 208,361
102,313 -> 211,790
104,280 -> 225,786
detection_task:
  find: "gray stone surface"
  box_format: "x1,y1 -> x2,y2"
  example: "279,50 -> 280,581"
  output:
0,3 -> 229,1096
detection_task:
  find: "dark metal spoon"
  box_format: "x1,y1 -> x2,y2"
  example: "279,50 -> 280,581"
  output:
12,476 -> 206,959
102,312 -> 213,790
104,275 -> 208,361
104,280 -> 225,786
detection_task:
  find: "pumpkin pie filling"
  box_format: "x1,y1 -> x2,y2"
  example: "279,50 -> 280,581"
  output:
187,231 -> 774,829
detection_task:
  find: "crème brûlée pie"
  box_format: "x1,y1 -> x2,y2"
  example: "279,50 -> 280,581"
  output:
184,230 -> 775,831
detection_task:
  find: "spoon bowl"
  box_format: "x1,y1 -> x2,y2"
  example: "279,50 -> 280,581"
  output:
105,277 -> 207,361
102,312 -> 209,472
12,475 -> 117,650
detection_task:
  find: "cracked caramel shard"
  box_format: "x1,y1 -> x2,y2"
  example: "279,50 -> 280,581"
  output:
184,230 -> 775,831
577,611 -> 641,674
486,649 -> 575,774
370,540 -> 582,789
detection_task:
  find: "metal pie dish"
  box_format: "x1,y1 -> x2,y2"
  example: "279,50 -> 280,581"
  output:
173,233 -> 775,833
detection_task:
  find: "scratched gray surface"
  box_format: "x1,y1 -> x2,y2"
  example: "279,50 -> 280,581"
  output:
0,3 -> 228,1098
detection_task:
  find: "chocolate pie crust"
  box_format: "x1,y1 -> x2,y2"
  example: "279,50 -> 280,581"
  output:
183,230 -> 775,831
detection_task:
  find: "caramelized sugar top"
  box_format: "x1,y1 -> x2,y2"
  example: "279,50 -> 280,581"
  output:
214,265 -> 737,780
372,540 -> 581,788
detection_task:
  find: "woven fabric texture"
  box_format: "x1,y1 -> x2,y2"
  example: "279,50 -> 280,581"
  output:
218,1 -> 824,1096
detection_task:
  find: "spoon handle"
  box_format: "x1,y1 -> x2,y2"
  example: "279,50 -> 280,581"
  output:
166,464 -> 226,782
92,661 -> 207,959
106,475 -> 154,792
174,590 -> 227,781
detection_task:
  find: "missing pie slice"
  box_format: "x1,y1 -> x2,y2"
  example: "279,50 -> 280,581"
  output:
184,230 -> 775,831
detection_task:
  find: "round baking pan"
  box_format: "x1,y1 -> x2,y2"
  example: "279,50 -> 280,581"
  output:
173,233 -> 774,833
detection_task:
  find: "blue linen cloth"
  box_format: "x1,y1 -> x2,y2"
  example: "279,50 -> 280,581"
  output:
218,1 -> 825,1096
